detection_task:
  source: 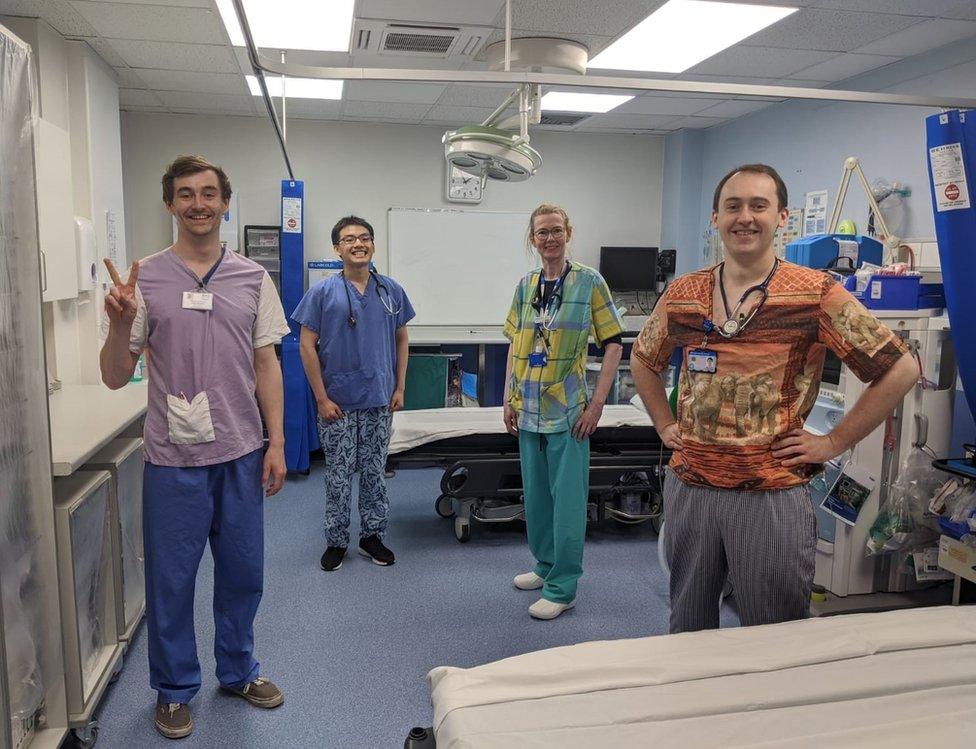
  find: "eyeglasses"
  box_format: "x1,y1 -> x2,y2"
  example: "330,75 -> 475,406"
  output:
533,227 -> 566,240
337,234 -> 373,246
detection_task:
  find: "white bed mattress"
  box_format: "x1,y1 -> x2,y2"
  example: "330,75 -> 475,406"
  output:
390,404 -> 653,455
427,606 -> 976,748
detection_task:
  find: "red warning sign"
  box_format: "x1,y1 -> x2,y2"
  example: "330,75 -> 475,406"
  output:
945,183 -> 960,201
286,218 -> 298,229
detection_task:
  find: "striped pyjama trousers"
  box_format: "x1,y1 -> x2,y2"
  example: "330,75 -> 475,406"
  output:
664,469 -> 816,633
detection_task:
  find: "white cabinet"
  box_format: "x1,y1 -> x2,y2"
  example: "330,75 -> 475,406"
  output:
34,117 -> 78,302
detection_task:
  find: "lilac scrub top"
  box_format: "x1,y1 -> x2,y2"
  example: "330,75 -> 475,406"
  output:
291,272 -> 415,411
124,248 -> 290,467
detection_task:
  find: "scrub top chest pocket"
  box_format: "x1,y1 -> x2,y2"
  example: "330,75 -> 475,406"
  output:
166,391 -> 216,444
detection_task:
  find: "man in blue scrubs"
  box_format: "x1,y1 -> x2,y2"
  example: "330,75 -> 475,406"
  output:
100,155 -> 290,738
293,216 -> 415,571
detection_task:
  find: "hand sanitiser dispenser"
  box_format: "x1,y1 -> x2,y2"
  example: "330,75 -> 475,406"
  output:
74,216 -> 98,292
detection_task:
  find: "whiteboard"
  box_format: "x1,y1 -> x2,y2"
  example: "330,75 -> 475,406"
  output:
388,208 -> 535,327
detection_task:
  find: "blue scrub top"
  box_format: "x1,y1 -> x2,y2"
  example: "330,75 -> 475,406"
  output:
292,272 -> 415,411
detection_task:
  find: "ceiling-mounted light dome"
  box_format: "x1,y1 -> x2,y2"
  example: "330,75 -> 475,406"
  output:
443,125 -> 542,182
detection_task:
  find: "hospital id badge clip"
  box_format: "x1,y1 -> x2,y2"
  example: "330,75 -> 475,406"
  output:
182,290 -> 214,310
688,348 -> 718,374
529,350 -> 547,367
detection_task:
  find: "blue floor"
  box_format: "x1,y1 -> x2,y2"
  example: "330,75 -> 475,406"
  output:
94,465 -> 739,747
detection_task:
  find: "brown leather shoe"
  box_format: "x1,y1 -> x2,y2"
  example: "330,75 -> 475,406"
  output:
154,702 -> 192,739
221,677 -> 284,708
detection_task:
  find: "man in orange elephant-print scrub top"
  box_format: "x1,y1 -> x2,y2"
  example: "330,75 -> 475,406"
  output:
633,261 -> 908,490
630,163 -> 917,635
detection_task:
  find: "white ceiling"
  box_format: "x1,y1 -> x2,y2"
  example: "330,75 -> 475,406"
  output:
2,0 -> 976,134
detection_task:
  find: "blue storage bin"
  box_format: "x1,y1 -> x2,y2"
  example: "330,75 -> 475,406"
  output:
786,234 -> 883,270
858,275 -> 920,310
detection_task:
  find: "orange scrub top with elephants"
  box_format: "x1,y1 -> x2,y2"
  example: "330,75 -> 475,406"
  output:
633,261 -> 908,490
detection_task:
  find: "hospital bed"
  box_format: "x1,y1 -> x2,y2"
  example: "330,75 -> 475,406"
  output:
405,605 -> 976,748
387,405 -> 668,542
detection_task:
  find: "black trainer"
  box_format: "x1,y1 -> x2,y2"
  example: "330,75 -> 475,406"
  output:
320,546 -> 346,571
358,535 -> 395,566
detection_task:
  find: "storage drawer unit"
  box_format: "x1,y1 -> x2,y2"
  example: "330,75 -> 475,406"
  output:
82,438 -> 145,645
52,471 -> 123,726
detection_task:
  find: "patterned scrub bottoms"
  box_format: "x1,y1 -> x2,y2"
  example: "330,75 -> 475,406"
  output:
317,406 -> 393,548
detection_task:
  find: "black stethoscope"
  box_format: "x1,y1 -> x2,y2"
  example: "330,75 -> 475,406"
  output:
708,257 -> 779,338
531,261 -> 572,332
342,270 -> 401,328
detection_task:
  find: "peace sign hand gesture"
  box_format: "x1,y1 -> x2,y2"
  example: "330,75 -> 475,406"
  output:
103,258 -> 140,330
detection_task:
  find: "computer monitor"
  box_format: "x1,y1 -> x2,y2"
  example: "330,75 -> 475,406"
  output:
599,246 -> 658,291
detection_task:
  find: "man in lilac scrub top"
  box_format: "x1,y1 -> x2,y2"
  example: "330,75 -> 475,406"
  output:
293,215 -> 414,572
100,155 -> 290,740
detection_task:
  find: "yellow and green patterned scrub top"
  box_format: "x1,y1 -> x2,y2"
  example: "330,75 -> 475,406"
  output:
504,261 -> 624,433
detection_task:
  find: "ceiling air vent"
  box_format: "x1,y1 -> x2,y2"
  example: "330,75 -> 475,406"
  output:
352,20 -> 488,58
539,113 -> 589,126
383,26 -> 456,55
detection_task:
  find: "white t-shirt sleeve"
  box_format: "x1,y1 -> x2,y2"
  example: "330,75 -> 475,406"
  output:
99,285 -> 147,354
253,271 -> 291,348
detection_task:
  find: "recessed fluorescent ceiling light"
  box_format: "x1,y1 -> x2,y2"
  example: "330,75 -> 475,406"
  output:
246,75 -> 343,99
217,0 -> 354,51
589,0 -> 797,73
541,92 -> 633,113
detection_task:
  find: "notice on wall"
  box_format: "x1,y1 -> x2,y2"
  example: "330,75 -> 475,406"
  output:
929,143 -> 971,212
803,190 -> 828,235
105,209 -> 121,268
282,196 -> 302,233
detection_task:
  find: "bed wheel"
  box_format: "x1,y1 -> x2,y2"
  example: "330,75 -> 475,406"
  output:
651,513 -> 664,534
454,516 -> 471,543
435,494 -> 455,518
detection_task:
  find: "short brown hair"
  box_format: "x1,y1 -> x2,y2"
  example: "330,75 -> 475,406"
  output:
162,155 -> 232,205
712,163 -> 788,212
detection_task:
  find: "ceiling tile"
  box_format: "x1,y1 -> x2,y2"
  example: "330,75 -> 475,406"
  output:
436,83 -> 519,108
358,0 -> 505,26
787,52 -> 901,82
615,95 -> 721,116
71,2 -> 224,44
853,18 -> 976,56
693,99 -> 774,118
582,113 -> 682,130
119,88 -> 162,107
342,100 -> 430,121
662,115 -> 729,130
279,98 -> 342,119
424,104 -> 496,125
114,67 -> 146,88
708,0 -> 815,5
743,8 -> 922,52
135,69 -> 248,95
158,90 -> 256,114
252,48 -> 353,68
83,36 -> 127,67
110,40 -> 239,72
810,1 -> 976,21
344,81 -> 446,104
76,0 -> 212,6
119,104 -> 170,113
688,46 -> 836,78
505,0 -> 660,39
0,0 -> 97,37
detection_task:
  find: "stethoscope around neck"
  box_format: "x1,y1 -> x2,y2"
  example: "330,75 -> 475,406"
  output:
342,269 -> 400,328
532,260 -> 571,331
707,257 -> 779,339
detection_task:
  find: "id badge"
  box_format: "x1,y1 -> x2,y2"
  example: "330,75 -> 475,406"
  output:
687,348 -> 718,373
529,351 -> 548,368
182,290 -> 214,310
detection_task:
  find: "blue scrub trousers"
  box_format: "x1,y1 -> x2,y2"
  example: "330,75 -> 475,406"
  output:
143,448 -> 264,704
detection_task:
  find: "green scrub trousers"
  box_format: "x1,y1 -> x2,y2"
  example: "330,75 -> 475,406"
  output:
518,429 -> 590,603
